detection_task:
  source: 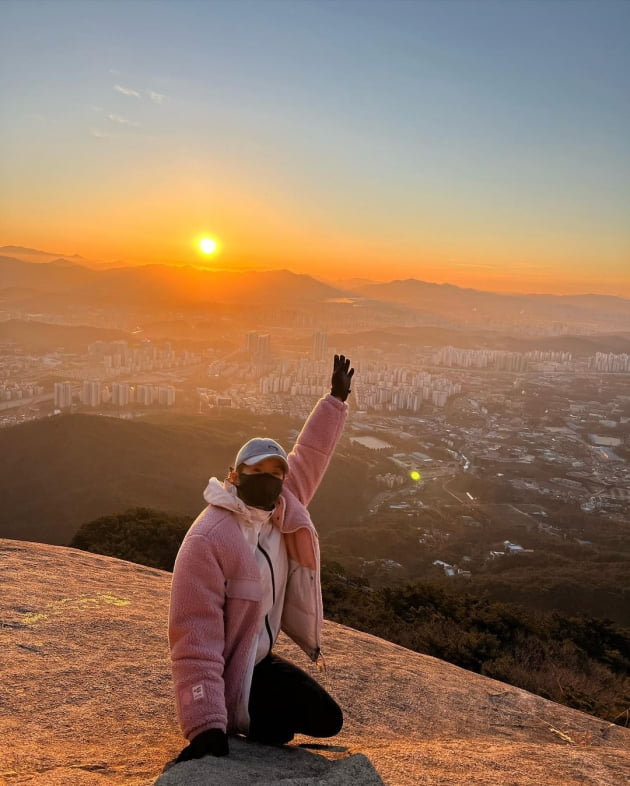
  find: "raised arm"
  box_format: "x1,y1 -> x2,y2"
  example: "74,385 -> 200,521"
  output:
285,355 -> 353,506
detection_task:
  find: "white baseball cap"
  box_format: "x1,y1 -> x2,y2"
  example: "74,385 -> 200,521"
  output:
234,438 -> 289,472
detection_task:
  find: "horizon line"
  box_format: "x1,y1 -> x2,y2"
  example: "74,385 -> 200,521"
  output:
1,244 -> 628,301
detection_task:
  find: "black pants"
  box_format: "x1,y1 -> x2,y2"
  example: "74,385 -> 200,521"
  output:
247,653 -> 343,745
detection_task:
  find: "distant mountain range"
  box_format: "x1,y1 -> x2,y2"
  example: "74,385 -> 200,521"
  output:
0,245 -> 123,269
0,245 -> 89,264
1,250 -> 629,332
0,254 -> 343,306
351,278 -> 630,323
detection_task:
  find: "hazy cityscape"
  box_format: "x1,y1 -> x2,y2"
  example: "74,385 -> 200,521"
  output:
1,252 -> 628,592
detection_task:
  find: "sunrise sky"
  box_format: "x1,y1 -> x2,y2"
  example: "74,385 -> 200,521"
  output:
1,0 -> 629,295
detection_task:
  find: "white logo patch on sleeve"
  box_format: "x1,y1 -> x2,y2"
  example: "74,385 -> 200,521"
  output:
192,683 -> 205,701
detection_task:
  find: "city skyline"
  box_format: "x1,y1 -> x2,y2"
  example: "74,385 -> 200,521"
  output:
1,0 -> 629,296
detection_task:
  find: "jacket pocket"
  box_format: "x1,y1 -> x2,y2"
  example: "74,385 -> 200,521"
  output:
225,577 -> 263,602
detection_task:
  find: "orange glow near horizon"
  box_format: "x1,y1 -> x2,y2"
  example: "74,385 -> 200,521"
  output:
2,194 -> 628,296
2,134 -> 627,297
3,226 -> 628,297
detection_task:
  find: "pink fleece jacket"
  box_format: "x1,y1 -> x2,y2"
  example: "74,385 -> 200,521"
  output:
168,394 -> 347,740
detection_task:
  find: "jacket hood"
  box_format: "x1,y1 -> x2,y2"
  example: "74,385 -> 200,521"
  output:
203,477 -> 245,511
203,477 -> 271,530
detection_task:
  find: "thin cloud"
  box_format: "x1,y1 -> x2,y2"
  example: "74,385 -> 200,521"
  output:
148,90 -> 166,104
90,128 -> 116,139
107,113 -> 140,127
114,84 -> 141,97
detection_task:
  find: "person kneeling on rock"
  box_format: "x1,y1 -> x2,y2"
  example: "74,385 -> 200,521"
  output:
168,354 -> 354,760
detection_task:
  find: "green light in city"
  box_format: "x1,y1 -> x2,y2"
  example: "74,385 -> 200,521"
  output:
410,470 -> 421,481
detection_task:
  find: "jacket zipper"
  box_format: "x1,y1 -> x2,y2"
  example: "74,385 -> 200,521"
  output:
257,540 -> 275,656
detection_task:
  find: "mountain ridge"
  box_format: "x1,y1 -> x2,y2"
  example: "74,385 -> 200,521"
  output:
0,245 -> 88,262
0,255 -> 347,306
352,278 -> 630,317
4,247 -> 628,302
2,254 -> 628,330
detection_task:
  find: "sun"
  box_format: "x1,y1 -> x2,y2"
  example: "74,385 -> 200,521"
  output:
199,237 -> 218,255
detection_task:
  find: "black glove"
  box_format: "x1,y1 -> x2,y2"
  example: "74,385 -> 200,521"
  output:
330,354 -> 354,402
175,728 -> 229,762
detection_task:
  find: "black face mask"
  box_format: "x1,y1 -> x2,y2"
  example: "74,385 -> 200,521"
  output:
236,472 -> 283,510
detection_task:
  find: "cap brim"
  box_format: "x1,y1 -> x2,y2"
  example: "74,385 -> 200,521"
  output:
242,453 -> 289,470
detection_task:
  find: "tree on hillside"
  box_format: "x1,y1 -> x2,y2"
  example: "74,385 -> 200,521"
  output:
70,507 -> 189,570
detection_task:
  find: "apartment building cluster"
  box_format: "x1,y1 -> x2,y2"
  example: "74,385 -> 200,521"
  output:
259,374 -> 325,397
432,346 -> 573,371
0,381 -> 45,402
245,330 -> 328,363
87,339 -> 199,378
356,367 -> 461,411
53,380 -> 176,410
204,342 -> 464,415
589,353 -> 630,373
